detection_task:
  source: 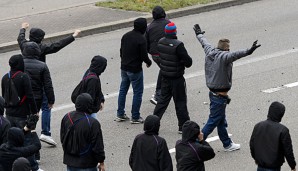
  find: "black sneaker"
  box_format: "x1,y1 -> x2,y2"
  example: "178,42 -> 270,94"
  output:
130,117 -> 144,124
116,114 -> 130,122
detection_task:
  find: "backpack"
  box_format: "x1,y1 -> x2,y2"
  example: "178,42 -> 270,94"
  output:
62,112 -> 92,156
3,71 -> 26,107
71,73 -> 97,103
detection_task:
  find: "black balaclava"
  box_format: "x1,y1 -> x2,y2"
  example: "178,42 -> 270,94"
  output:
144,115 -> 160,135
182,120 -> 200,143
12,157 -> 31,171
152,6 -> 166,20
7,127 -> 25,147
22,42 -> 41,57
89,55 -> 107,76
29,28 -> 45,43
0,96 -> 4,115
133,18 -> 147,34
75,93 -> 93,114
9,54 -> 24,72
267,101 -> 285,122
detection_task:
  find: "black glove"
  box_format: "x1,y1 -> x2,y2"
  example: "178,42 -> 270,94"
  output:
247,40 -> 261,55
193,24 -> 205,35
25,114 -> 39,130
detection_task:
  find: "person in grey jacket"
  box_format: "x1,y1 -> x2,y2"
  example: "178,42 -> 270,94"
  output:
193,24 -> 261,152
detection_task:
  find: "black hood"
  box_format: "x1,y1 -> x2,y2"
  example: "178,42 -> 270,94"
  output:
152,6 -> 166,20
22,42 -> 41,57
0,96 -> 4,115
9,54 -> 24,72
75,93 -> 93,114
89,55 -> 107,76
29,28 -> 45,43
7,127 -> 25,147
12,157 -> 31,171
182,120 -> 200,142
267,101 -> 285,122
144,115 -> 160,135
133,18 -> 147,34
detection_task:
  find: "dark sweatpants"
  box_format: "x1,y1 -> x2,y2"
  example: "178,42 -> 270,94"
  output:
153,76 -> 190,129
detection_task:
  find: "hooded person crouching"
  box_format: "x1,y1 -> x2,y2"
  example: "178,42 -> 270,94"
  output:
129,115 -> 173,171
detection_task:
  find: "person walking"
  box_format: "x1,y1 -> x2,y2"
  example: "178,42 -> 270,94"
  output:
153,22 -> 192,133
129,115 -> 173,171
146,6 -> 171,105
0,96 -> 10,145
193,24 -> 261,151
176,120 -> 215,171
18,22 -> 80,146
116,18 -> 152,124
60,93 -> 105,171
250,101 -> 296,171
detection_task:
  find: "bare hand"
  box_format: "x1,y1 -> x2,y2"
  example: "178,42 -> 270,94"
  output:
98,163 -> 105,171
22,22 -> 29,29
72,29 -> 81,38
292,168 -> 296,171
99,102 -> 104,111
198,132 -> 204,142
48,103 -> 54,109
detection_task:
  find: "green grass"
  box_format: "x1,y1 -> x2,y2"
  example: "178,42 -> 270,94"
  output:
96,0 -> 218,12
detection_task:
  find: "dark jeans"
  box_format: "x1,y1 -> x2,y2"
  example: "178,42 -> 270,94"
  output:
152,55 -> 161,100
67,166 -> 97,171
41,93 -> 51,136
5,115 -> 26,128
202,92 -> 232,148
257,166 -> 280,171
117,70 -> 143,119
153,76 -> 190,128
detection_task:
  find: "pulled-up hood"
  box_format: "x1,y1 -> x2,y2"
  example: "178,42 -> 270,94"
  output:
7,127 -> 25,147
89,55 -> 107,76
182,120 -> 200,142
29,28 -> 45,43
75,93 -> 93,114
267,101 -> 285,122
152,6 -> 166,20
9,54 -> 24,72
144,115 -> 160,135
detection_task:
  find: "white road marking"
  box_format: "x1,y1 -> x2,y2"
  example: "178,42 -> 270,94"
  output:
169,134 -> 232,154
262,81 -> 298,93
52,48 -> 298,113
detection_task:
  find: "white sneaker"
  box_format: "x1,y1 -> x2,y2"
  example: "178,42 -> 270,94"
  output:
150,97 -> 157,105
40,134 -> 57,146
37,169 -> 44,171
224,142 -> 240,152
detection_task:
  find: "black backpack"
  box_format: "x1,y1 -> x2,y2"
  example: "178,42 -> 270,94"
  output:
3,71 -> 26,107
71,73 -> 97,103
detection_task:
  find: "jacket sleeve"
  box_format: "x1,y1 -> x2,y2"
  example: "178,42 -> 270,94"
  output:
129,137 -> 137,169
222,49 -> 249,64
145,29 -> 150,52
1,120 -> 10,144
60,115 -> 66,144
249,126 -> 256,160
85,78 -> 101,112
1,75 -> 5,97
196,34 -> 214,56
177,43 -> 192,68
158,139 -> 173,171
41,35 -> 75,55
140,40 -> 152,66
20,132 -> 41,157
23,74 -> 38,114
98,78 -> 105,103
91,121 -> 105,163
17,28 -> 27,51
42,64 -> 55,104
281,127 -> 296,169
198,141 -> 215,162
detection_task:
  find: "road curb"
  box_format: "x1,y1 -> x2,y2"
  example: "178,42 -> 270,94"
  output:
0,0 -> 260,54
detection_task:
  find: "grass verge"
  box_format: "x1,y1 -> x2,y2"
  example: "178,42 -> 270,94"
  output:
96,0 -> 219,12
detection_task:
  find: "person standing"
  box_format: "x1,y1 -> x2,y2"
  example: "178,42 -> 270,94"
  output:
193,24 -> 261,151
176,120 -> 215,171
146,6 -> 171,105
0,97 -> 10,145
250,102 -> 296,171
129,115 -> 173,171
18,22 -> 80,145
153,22 -> 192,133
116,18 -> 152,124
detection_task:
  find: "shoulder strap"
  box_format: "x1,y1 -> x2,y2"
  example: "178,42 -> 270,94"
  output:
11,71 -> 22,79
83,73 -> 97,81
67,112 -> 74,125
188,142 -> 201,161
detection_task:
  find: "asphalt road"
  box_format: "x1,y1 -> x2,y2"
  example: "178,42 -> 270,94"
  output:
1,0 -> 298,170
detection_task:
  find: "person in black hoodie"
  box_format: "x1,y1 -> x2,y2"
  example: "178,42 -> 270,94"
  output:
250,102 -> 296,171
60,93 -> 105,171
116,18 -> 152,124
129,115 -> 173,171
18,22 -> 80,147
176,120 -> 215,171
0,97 -> 10,145
12,157 -> 31,171
1,54 -> 38,128
146,6 -> 171,105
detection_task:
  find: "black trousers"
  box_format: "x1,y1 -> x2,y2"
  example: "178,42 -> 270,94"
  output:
153,76 -> 190,129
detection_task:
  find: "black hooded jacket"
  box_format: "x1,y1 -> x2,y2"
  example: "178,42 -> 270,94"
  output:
0,97 -> 10,145
120,18 -> 152,73
1,54 -> 38,117
250,102 -> 296,170
12,157 -> 31,171
176,121 -> 215,171
60,93 -> 105,168
146,6 -> 171,55
18,27 -> 75,63
22,42 -> 55,104
0,127 -> 41,171
129,115 -> 173,171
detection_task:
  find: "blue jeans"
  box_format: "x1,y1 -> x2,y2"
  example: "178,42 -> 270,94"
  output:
202,92 -> 232,148
41,93 -> 51,136
91,113 -> 97,119
67,166 -> 97,171
257,166 -> 280,171
117,70 -> 143,119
